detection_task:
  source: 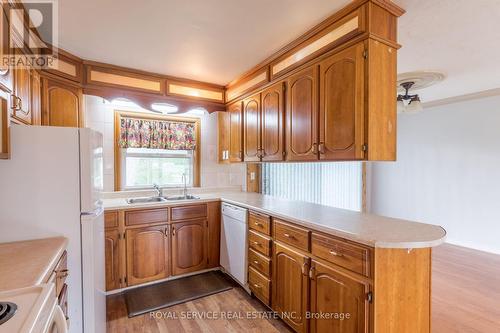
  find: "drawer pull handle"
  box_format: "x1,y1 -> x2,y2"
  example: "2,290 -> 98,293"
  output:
253,283 -> 261,289
253,241 -> 260,246
253,260 -> 259,265
329,250 -> 344,257
254,222 -> 262,226
283,233 -> 294,239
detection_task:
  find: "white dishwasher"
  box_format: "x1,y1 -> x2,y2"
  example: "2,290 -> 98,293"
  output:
220,203 -> 249,292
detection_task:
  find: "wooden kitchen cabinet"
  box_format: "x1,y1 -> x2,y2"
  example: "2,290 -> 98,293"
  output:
171,219 -> 208,275
11,64 -> 32,124
272,242 -> 310,333
105,228 -> 121,291
217,111 -> 230,163
319,42 -> 365,160
310,260 -> 370,333
261,82 -> 285,161
30,71 -> 41,125
285,65 -> 319,161
243,93 -> 261,162
228,100 -> 243,162
126,224 -> 170,286
41,77 -> 83,127
207,201 -> 221,268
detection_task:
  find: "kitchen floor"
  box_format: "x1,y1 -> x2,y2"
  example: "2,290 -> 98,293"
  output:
107,244 -> 500,333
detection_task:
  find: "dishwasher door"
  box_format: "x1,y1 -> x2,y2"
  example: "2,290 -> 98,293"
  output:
220,203 -> 249,292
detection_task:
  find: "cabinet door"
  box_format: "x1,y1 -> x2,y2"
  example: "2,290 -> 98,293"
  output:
30,70 -> 41,125
261,82 -> 285,161
286,66 -> 319,161
42,78 -> 82,127
12,65 -> 32,124
319,42 -> 365,160
126,225 -> 170,286
207,201 -> 221,268
243,93 -> 261,162
310,260 -> 370,333
105,229 -> 121,291
228,100 -> 243,162
171,219 -> 208,275
273,242 -> 310,333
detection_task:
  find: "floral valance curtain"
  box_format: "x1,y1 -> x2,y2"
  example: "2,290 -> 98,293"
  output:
118,117 -> 196,150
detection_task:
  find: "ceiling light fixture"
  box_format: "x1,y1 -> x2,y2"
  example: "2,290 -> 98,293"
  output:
151,103 -> 178,114
397,82 -> 423,114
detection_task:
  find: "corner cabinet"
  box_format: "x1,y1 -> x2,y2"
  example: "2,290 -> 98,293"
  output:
242,82 -> 285,162
243,93 -> 261,162
41,77 -> 83,127
126,224 -> 170,286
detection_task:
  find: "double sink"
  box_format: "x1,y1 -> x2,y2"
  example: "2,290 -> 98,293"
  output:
126,194 -> 200,204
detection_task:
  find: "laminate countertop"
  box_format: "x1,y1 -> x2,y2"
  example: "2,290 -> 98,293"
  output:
0,237 -> 68,291
102,191 -> 446,249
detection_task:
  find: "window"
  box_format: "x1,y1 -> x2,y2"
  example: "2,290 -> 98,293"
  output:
262,162 -> 363,211
121,148 -> 194,189
115,111 -> 200,190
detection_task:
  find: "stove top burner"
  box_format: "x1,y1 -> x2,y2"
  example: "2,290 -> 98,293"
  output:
0,302 -> 17,325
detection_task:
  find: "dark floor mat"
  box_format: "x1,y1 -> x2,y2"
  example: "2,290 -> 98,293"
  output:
124,270 -> 237,317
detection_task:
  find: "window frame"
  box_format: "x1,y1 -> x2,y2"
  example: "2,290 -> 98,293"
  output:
114,110 -> 201,191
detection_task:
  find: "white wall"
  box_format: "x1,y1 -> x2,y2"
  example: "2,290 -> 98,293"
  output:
369,95 -> 500,254
84,95 -> 245,191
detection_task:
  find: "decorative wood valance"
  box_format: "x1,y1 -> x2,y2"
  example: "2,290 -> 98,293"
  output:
118,117 -> 196,150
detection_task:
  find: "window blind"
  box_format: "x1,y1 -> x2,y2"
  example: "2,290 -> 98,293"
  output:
262,162 -> 363,211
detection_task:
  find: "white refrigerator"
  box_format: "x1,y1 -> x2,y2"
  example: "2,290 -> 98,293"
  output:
0,125 -> 106,333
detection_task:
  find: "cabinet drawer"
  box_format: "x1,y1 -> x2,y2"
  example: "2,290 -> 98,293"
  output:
104,211 -> 119,229
54,251 -> 68,297
249,248 -> 271,277
125,208 -> 168,226
248,267 -> 271,306
171,204 -> 207,221
248,211 -> 271,235
273,219 -> 310,252
311,232 -> 372,277
248,230 -> 272,257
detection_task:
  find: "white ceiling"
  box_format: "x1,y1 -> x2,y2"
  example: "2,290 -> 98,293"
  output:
56,0 -> 500,102
395,0 -> 500,102
57,0 -> 351,85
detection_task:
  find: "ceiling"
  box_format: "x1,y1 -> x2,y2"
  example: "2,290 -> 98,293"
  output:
56,0 -> 500,102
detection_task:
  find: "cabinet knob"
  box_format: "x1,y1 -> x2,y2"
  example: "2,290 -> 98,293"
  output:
283,233 -> 293,239
253,260 -> 259,265
253,283 -> 261,289
252,241 -> 260,246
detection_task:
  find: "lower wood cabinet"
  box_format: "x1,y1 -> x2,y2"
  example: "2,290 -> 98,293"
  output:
272,242 -> 310,333
126,224 -> 170,286
105,228 -> 121,291
171,219 -> 208,275
310,260 -> 370,333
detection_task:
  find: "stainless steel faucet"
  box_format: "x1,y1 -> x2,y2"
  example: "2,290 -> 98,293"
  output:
153,184 -> 162,197
182,173 -> 188,198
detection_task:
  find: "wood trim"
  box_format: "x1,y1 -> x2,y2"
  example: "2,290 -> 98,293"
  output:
167,80 -> 224,103
113,110 -> 201,191
226,68 -> 269,103
86,65 -> 164,94
0,91 -> 9,159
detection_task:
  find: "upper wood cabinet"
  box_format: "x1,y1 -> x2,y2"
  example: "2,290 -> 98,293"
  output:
126,224 -> 170,286
11,65 -> 32,124
273,242 -> 310,333
171,219 -> 208,275
31,71 -> 41,125
41,77 -> 83,127
310,260 -> 370,333
286,66 -> 319,161
228,101 -> 243,162
319,42 -> 365,160
261,82 -> 285,161
243,93 -> 261,162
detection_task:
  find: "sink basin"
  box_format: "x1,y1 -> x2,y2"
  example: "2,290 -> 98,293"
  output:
165,194 -> 200,201
126,197 -> 167,204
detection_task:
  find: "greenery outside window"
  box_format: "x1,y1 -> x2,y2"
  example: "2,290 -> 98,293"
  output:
114,111 -> 200,191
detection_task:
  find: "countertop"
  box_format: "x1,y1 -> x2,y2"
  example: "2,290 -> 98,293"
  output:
102,191 -> 446,249
0,237 -> 68,291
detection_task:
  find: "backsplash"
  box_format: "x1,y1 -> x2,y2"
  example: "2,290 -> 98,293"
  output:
84,95 -> 246,192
